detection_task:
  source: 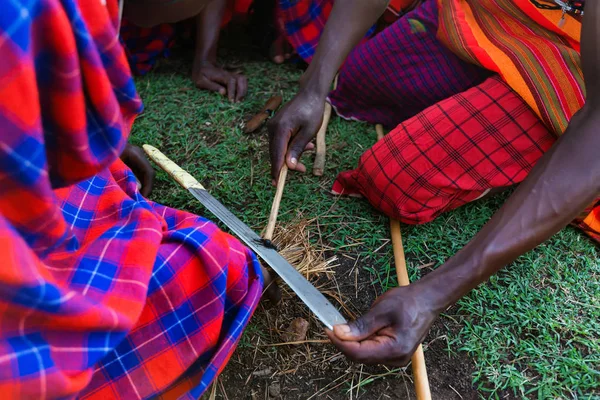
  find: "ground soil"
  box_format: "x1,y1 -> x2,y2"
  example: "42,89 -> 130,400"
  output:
210,253 -> 483,400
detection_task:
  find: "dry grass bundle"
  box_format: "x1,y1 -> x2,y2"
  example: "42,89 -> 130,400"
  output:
265,216 -> 357,319
269,217 -> 337,280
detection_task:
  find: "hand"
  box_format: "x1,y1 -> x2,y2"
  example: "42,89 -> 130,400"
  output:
193,60 -> 247,103
120,144 -> 155,197
326,285 -> 438,367
267,90 -> 322,184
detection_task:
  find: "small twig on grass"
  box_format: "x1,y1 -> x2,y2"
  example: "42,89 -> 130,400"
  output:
347,367 -> 408,393
307,370 -> 352,400
209,378 -> 218,400
219,379 -> 230,400
449,384 -> 463,399
356,364 -> 364,399
258,339 -> 329,347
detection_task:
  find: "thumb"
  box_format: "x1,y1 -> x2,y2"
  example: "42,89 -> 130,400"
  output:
333,310 -> 390,341
286,127 -> 313,169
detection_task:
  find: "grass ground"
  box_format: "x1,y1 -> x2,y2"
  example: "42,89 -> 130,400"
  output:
131,38 -> 600,399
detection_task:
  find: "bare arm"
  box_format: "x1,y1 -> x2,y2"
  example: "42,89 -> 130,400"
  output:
268,0 -> 389,181
423,0 -> 600,311
192,0 -> 247,102
329,3 -> 600,365
300,0 -> 390,97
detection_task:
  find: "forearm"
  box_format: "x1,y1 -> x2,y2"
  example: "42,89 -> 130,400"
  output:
300,0 -> 389,97
422,106 -> 600,310
194,0 -> 227,64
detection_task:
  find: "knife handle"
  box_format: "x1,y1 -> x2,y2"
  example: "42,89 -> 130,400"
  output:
142,145 -> 205,191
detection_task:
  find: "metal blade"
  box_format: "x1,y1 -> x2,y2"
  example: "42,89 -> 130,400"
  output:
189,187 -> 347,330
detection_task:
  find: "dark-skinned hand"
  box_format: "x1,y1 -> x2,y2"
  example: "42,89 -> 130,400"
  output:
267,90 -> 322,184
326,285 -> 438,366
193,60 -> 247,103
120,144 -> 155,197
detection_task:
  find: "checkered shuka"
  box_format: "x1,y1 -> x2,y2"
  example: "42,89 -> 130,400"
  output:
0,0 -> 263,398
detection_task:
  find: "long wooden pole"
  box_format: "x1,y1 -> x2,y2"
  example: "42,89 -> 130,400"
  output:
376,125 -> 432,400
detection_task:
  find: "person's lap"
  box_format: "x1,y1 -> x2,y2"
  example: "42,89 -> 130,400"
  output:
67,160 -> 263,399
333,75 -> 556,224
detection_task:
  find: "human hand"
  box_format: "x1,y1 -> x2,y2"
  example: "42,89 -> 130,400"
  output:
120,144 -> 155,197
193,61 -> 247,103
267,90 -> 323,184
326,285 -> 438,366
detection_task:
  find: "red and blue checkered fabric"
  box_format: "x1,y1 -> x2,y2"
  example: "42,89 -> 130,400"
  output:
0,0 -> 262,398
278,0 -> 374,63
120,19 -> 177,76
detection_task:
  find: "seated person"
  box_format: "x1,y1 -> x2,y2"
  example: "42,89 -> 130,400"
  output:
0,0 -> 265,397
121,0 -> 250,102
269,0 -> 599,365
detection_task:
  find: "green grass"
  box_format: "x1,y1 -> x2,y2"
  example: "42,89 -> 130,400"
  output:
132,52 -> 600,398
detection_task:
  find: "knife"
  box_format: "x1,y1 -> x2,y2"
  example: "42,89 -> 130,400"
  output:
142,145 -> 347,330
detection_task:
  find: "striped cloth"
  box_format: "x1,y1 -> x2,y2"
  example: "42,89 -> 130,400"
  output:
436,0 -> 600,239
0,0 -> 262,398
437,0 -> 585,137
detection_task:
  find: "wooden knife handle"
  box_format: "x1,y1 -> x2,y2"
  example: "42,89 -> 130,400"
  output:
142,145 -> 205,191
244,95 -> 283,133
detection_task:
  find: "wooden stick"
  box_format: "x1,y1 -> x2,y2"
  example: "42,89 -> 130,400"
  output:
313,75 -> 339,176
264,165 -> 288,241
375,125 -> 432,400
390,220 -> 431,400
313,104 -> 332,176
375,124 -> 385,141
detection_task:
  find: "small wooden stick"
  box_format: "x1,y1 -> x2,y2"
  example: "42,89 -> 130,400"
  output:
375,124 -> 432,400
313,104 -> 332,176
375,124 -> 385,141
313,75 -> 339,176
264,165 -> 288,241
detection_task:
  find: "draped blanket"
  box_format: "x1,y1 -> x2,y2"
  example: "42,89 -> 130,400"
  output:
0,1 -> 262,398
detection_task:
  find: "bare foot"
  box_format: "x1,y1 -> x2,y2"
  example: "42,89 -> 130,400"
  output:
270,34 -> 295,64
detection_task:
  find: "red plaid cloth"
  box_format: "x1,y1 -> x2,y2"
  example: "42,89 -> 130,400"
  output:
0,0 -> 262,398
333,76 -> 556,224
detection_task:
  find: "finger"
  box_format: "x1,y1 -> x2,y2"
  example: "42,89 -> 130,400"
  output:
285,127 -> 315,171
287,157 -> 306,173
326,330 -> 399,365
227,78 -> 236,102
139,168 -> 155,197
268,119 -> 296,181
304,142 -> 315,151
196,77 -> 226,96
129,149 -> 155,197
235,75 -> 248,102
333,309 -> 391,342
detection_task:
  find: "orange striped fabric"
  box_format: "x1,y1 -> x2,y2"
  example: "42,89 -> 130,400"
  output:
437,0 -> 599,243
437,0 -> 584,136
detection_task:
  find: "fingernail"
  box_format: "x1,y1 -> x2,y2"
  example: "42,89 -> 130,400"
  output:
290,157 -> 297,165
337,324 -> 351,335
